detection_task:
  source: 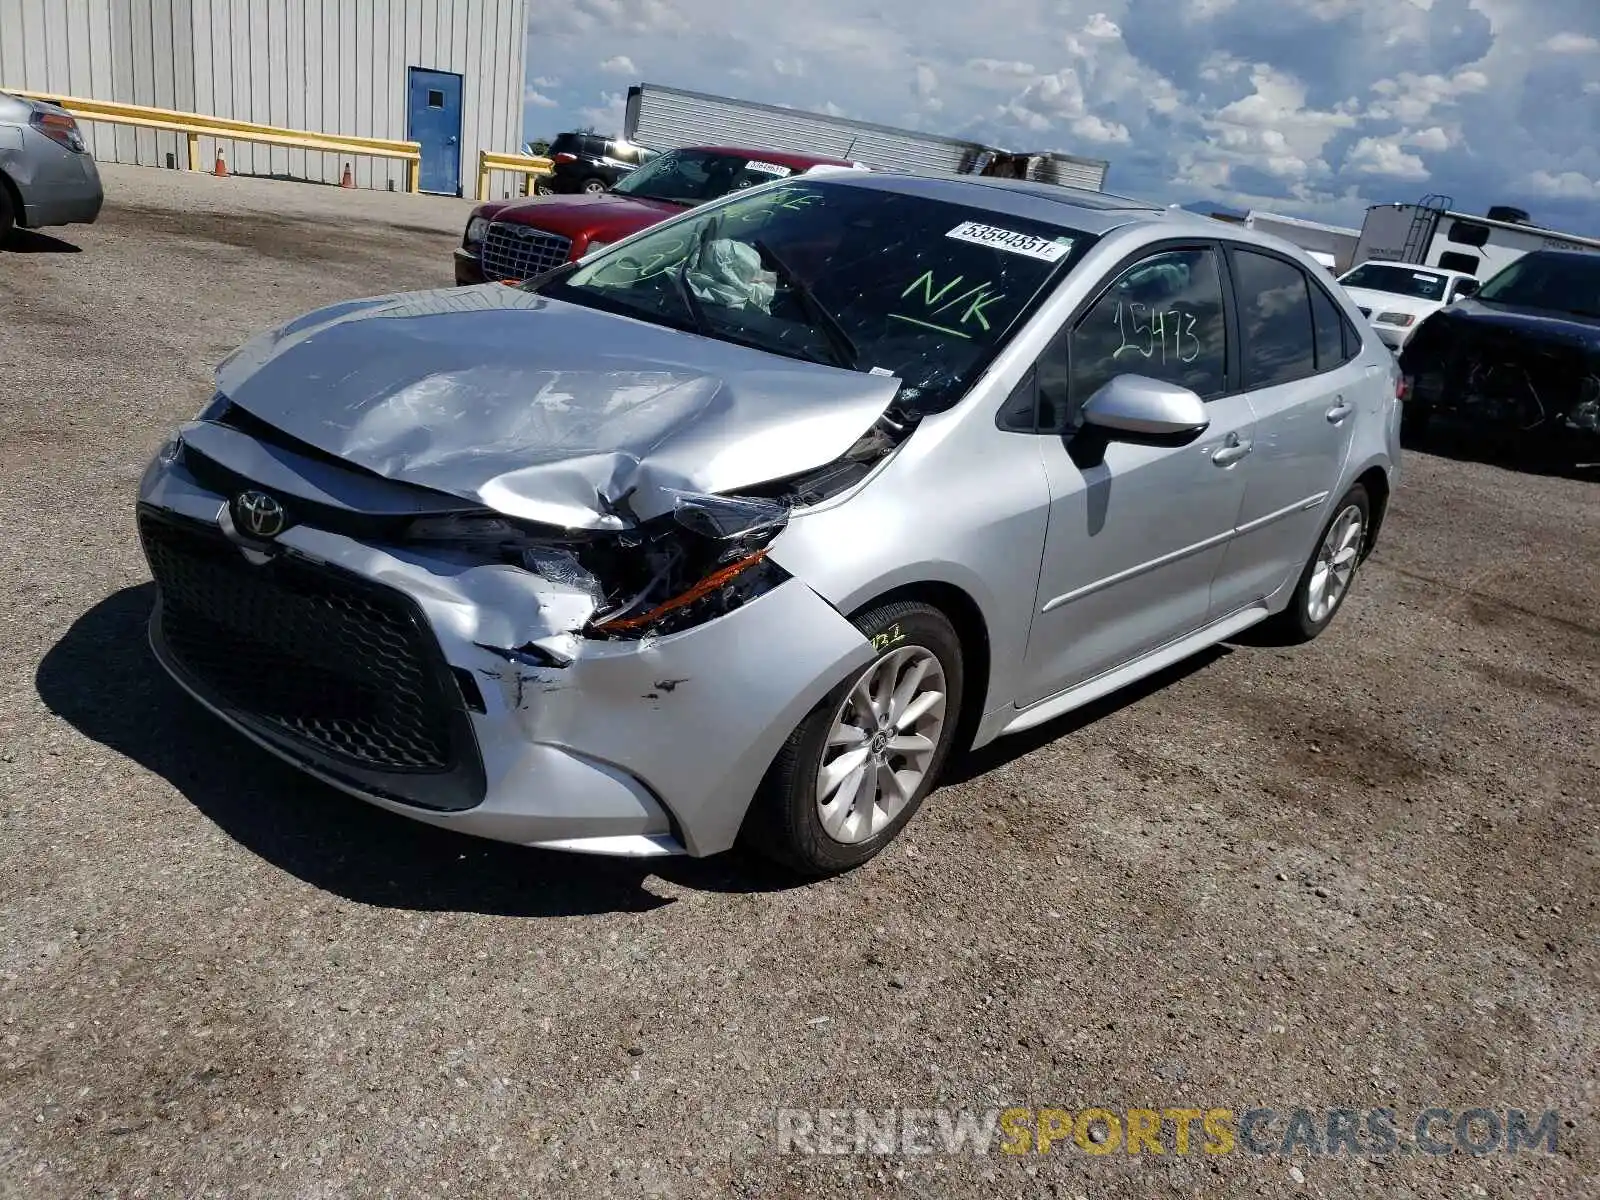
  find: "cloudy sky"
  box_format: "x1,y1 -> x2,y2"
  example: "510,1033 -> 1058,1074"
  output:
521,0 -> 1600,236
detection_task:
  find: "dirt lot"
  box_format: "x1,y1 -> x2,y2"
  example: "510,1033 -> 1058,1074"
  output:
1,164 -> 1596,1198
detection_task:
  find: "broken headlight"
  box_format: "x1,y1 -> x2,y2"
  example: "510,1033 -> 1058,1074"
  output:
401,493 -> 794,640
582,491 -> 793,640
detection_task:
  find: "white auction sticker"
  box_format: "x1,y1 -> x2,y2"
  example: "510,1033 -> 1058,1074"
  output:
946,221 -> 1072,261
744,160 -> 793,176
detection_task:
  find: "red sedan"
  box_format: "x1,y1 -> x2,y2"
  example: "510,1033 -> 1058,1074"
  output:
454,144 -> 861,286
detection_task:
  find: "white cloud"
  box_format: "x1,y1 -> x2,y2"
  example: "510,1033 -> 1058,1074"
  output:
1071,114 -> 1129,143
519,0 -> 1600,237
598,55 -> 637,75
1544,32 -> 1600,54
1527,170 -> 1600,199
1366,69 -> 1490,124
1406,126 -> 1453,153
1083,12 -> 1120,39
1345,136 -> 1430,182
967,58 -> 1037,77
523,86 -> 558,107
576,90 -> 627,134
531,76 -> 561,89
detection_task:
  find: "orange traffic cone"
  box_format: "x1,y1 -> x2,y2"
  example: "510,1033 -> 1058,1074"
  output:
213,147 -> 228,177
340,163 -> 354,188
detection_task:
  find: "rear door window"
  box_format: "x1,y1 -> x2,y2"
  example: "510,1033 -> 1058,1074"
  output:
1230,249 -> 1317,388
1309,279 -> 1348,371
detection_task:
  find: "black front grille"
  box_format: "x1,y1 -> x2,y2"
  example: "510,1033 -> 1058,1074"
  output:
140,511 -> 462,778
481,222 -> 572,281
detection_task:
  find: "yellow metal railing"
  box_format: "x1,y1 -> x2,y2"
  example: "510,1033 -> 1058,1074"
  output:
478,150 -> 553,202
6,88 -> 423,192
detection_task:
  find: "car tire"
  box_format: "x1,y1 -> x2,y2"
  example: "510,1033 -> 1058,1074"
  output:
741,600 -> 965,877
581,177 -> 606,195
1262,482 -> 1371,644
533,176 -> 553,196
0,182 -> 14,245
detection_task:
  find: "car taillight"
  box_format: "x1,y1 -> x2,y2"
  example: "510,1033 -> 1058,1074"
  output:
552,152 -> 577,164
1396,374 -> 1412,402
31,110 -> 87,153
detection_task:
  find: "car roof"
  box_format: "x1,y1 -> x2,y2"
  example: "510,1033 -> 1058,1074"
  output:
683,145 -> 858,169
1518,247 -> 1600,267
793,169 -> 1254,240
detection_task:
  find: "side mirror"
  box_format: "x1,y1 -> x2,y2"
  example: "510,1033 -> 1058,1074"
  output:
1452,279 -> 1479,301
1080,374 -> 1210,438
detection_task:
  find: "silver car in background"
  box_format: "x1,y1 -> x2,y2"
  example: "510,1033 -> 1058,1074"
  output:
0,90 -> 103,241
135,169 -> 1401,876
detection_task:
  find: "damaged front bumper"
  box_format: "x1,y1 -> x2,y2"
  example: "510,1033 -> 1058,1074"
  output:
136,453 -> 876,858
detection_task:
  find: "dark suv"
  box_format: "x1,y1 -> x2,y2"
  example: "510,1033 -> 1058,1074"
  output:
539,132 -> 652,196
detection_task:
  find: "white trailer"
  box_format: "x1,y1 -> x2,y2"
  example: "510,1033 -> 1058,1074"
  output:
1351,194 -> 1600,280
1243,210 -> 1362,273
622,82 -> 1112,191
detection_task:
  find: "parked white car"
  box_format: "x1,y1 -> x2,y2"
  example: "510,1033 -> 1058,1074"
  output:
1336,262 -> 1480,351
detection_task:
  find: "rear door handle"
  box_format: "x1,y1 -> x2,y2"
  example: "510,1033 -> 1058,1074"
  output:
1326,399 -> 1355,423
1211,437 -> 1252,467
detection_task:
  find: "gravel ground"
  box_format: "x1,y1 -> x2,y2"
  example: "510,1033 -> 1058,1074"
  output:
1,164 -> 1596,1199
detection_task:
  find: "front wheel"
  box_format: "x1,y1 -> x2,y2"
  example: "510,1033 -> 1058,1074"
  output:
742,600 -> 965,877
0,184 -> 14,244
1263,483 -> 1370,644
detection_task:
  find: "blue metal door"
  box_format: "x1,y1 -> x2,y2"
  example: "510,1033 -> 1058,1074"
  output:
407,68 -> 463,195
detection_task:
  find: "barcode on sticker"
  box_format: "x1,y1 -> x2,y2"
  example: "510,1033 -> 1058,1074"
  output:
946,222 -> 1071,261
744,161 -> 793,177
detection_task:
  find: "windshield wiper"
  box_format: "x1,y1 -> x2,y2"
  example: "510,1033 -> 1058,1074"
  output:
754,238 -> 859,370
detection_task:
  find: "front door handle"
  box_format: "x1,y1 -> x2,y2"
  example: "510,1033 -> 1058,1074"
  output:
1211,437 -> 1253,467
1326,399 -> 1354,423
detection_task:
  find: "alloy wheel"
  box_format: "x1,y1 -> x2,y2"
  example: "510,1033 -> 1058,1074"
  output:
1306,503 -> 1365,624
815,647 -> 948,845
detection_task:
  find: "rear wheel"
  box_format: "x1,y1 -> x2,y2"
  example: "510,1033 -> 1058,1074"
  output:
1263,483 -> 1370,644
581,176 -> 607,195
0,182 -> 15,244
742,600 -> 964,877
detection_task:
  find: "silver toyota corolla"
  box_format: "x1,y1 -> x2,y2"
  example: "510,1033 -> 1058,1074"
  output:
136,169 -> 1401,876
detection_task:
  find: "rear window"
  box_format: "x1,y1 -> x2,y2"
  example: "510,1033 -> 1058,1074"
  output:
539,179 -> 1097,413
549,133 -> 586,157
611,149 -> 811,206
1339,263 -> 1449,301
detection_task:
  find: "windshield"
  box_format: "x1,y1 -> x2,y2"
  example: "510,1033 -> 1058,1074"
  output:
534,178 -> 1096,413
1474,252 -> 1600,317
1340,263 -> 1449,301
610,148 -> 808,207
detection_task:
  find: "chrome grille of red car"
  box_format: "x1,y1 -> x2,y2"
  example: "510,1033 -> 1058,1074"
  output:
480,223 -> 573,282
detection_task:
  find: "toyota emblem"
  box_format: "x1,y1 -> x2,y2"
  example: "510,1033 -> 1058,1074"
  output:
233,490 -> 287,538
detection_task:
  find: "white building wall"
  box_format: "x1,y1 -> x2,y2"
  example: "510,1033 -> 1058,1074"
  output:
0,0 -> 526,196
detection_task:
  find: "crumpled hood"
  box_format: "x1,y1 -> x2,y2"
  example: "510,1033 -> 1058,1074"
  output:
213,284 -> 901,530
1432,298 -> 1600,348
